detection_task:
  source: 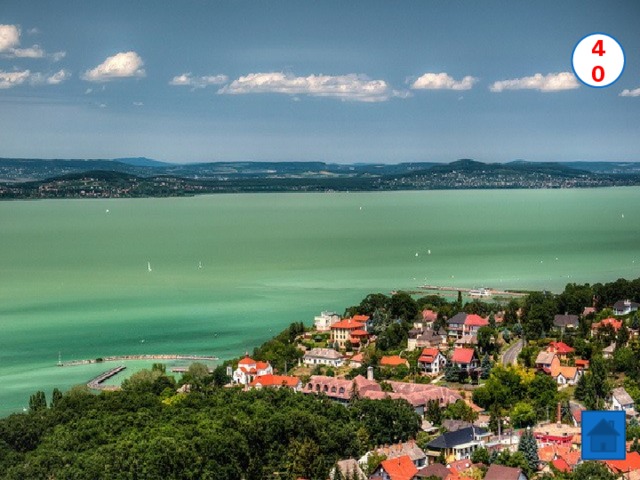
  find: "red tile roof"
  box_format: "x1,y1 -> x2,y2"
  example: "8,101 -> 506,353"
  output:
451,348 -> 475,364
575,359 -> 589,367
350,329 -> 369,337
352,314 -> 370,322
552,458 -> 571,473
331,318 -> 365,330
379,455 -> 418,480
238,355 -> 255,365
249,374 -> 300,388
422,309 -> 438,322
592,317 -> 623,332
380,355 -> 409,367
548,341 -> 575,354
605,451 -> 640,474
464,314 -> 489,327
418,348 -> 440,363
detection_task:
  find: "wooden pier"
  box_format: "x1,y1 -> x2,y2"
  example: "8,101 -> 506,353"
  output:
417,285 -> 527,298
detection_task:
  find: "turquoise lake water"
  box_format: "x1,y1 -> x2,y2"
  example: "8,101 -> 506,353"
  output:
1,188 -> 639,415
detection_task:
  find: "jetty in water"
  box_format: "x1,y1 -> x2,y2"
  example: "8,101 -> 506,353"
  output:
417,285 -> 527,298
58,354 -> 219,367
86,366 -> 126,391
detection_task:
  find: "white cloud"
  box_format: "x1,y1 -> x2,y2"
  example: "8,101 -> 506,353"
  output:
133,101 -> 143,106
411,72 -> 478,90
82,51 -> 145,82
51,51 -> 66,62
490,72 -> 579,92
620,88 -> 640,97
12,44 -> 45,58
0,24 -> 21,52
0,69 -> 30,89
27,27 -> 40,36
169,72 -> 228,88
219,72 -> 398,102
47,69 -> 71,85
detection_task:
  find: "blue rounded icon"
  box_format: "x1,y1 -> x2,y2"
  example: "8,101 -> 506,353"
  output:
581,410 -> 626,460
571,32 -> 625,89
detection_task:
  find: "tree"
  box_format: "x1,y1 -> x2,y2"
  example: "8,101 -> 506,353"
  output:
425,399 -> 443,426
471,447 -> 489,464
444,361 -> 461,383
631,313 -> 640,331
517,428 -> 539,472
477,326 -> 495,354
480,354 -> 492,379
572,461 -> 617,480
28,391 -> 47,413
616,322 -> 630,347
389,291 -> 419,322
444,399 -> 478,423
510,402 -> 536,428
211,365 -> 231,387
50,388 -> 63,408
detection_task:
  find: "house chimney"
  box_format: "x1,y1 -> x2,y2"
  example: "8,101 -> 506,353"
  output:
557,402 -> 562,424
367,366 -> 374,381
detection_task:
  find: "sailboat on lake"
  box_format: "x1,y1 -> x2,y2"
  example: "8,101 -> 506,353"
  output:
147,262 -> 152,272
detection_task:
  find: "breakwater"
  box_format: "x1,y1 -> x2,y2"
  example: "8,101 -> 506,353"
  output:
87,366 -> 126,391
58,354 -> 219,367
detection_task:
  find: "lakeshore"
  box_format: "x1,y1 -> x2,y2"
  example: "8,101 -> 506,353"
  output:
0,188 -> 639,416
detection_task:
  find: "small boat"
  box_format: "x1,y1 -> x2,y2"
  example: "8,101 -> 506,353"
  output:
147,262 -> 152,272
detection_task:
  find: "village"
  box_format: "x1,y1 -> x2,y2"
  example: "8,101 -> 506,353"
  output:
224,294 -> 640,480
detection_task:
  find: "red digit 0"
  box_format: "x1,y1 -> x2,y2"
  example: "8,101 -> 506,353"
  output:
592,39 -> 606,56
592,66 -> 605,82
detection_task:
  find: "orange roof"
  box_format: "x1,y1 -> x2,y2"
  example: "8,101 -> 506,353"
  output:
451,348 -> 475,364
255,361 -> 270,370
331,318 -> 365,330
592,317 -> 623,331
550,363 -> 578,380
350,353 -> 364,363
249,374 -> 300,388
380,455 -> 418,480
352,314 -> 370,322
238,354 -> 255,365
575,359 -> 589,367
422,309 -> 438,321
350,329 -> 369,336
552,458 -> 571,473
464,314 -> 489,327
548,341 -> 575,354
380,355 -> 408,367
605,451 -> 640,473
418,348 -> 440,363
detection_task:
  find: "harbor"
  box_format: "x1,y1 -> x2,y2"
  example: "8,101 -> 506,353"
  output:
58,354 -> 219,368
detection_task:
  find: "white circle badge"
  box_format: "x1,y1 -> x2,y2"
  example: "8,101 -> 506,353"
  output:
572,33 -> 625,88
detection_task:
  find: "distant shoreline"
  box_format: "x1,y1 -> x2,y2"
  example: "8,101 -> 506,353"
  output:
58,354 -> 219,367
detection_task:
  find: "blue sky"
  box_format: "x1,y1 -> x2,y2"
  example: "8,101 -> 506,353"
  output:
0,0 -> 638,163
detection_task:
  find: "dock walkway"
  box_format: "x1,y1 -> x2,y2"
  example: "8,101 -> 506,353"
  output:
58,354 -> 219,367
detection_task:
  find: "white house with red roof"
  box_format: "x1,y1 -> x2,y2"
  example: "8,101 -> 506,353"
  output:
331,317 -> 366,348
248,374 -> 301,391
417,348 -> 447,375
463,314 -> 489,336
232,354 -> 273,385
547,341 -> 575,360
451,348 -> 478,372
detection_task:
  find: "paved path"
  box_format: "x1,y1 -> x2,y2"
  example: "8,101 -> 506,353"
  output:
502,339 -> 523,366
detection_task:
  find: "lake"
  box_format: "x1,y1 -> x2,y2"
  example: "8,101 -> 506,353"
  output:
1,188 -> 639,415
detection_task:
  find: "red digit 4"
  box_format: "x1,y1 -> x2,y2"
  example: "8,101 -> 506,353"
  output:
592,39 -> 606,56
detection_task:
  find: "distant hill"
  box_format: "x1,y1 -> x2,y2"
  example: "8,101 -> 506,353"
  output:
113,157 -> 171,168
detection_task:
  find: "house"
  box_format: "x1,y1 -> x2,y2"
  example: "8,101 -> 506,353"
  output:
463,314 -> 489,336
583,306 -> 596,316
248,374 -> 301,390
329,459 -> 366,480
450,348 -> 478,373
553,314 -> 579,332
614,300 -> 640,316
232,355 -> 273,385
425,426 -> 489,463
349,329 -> 370,348
484,464 -> 527,480
414,309 -> 438,329
418,348 -> 447,375
370,455 -> 417,480
569,404 -> 584,427
303,348 -> 344,367
604,451 -> 640,477
408,327 -> 447,351
611,387 -> 636,415
549,358 -> 581,385
547,341 -> 575,360
331,318 -> 366,348
380,355 -> 409,368
587,418 -> 620,452
575,359 -> 589,371
535,351 -> 557,371
352,314 -> 372,331
314,311 -> 341,332
350,352 -> 365,368
454,335 -> 477,349
364,440 -> 426,469
446,313 -> 467,340
414,463 -> 451,479
591,317 -> 623,336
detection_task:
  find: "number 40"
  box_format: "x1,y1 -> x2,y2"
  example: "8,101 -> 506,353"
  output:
591,39 -> 605,82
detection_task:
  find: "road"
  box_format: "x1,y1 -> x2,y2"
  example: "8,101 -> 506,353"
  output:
502,339 -> 524,366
